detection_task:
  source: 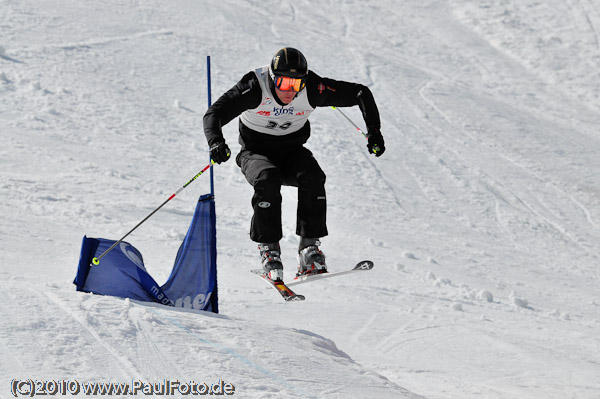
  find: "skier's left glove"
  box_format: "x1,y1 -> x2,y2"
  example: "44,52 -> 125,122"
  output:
209,141 -> 231,164
366,128 -> 385,157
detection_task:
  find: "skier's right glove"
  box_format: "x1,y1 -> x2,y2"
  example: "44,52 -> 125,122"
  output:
209,141 -> 231,164
366,128 -> 385,157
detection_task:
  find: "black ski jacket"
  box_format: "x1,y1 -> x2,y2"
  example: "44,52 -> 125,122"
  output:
203,70 -> 381,154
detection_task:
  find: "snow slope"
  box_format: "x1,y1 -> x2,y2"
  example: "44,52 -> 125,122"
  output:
2,0 -> 600,398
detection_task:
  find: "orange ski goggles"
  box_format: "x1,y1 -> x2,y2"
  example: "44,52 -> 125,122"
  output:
273,75 -> 307,92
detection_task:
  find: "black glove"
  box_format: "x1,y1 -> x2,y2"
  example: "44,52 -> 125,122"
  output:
209,141 -> 231,164
366,128 -> 385,157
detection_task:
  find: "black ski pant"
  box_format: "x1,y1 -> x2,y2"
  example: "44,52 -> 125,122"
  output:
236,146 -> 327,243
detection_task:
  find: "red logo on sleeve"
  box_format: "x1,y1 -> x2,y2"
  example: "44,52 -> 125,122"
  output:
318,83 -> 335,94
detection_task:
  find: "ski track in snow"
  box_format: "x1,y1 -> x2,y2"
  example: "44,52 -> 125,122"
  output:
2,0 -> 600,398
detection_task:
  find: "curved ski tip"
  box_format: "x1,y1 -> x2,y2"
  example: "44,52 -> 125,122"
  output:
354,260 -> 374,270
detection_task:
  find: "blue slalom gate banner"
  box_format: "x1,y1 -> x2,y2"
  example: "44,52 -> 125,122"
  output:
74,194 -> 218,313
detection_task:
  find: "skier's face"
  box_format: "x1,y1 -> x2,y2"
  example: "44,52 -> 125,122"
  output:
275,87 -> 297,104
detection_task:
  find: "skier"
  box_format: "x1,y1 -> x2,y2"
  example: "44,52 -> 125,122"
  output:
203,47 -> 384,282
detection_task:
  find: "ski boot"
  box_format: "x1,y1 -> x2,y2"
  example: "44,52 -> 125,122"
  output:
297,238 -> 327,277
259,242 -> 284,282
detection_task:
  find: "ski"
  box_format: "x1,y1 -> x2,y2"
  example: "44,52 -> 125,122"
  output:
250,270 -> 306,301
286,260 -> 374,287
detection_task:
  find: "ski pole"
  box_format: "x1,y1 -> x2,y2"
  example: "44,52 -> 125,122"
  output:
332,106 -> 384,155
91,162 -> 214,266
331,106 -> 367,138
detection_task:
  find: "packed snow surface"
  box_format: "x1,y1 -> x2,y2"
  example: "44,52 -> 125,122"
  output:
2,0 -> 600,398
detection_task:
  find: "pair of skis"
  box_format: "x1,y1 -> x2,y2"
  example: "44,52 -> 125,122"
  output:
251,260 -> 374,302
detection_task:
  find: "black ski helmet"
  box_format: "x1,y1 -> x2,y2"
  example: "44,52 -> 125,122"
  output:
270,47 -> 308,78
